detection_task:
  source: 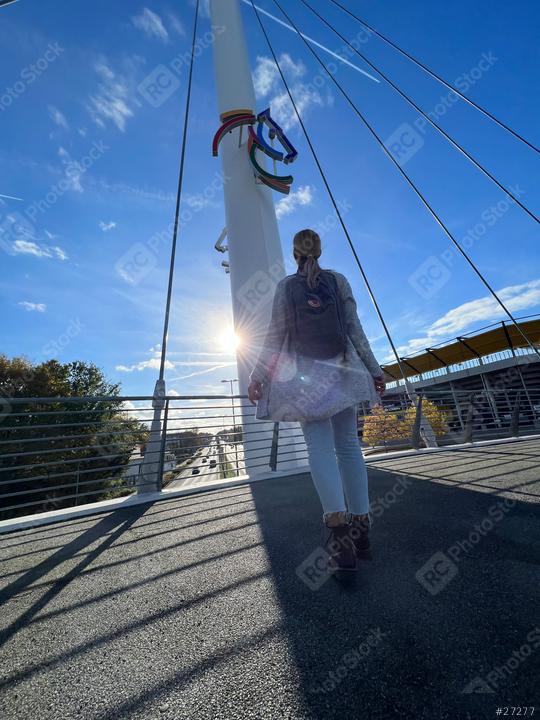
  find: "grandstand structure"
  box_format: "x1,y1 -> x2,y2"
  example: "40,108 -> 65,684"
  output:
380,315 -> 540,437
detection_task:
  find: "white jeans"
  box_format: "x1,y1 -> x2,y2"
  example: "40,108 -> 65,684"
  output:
300,405 -> 370,516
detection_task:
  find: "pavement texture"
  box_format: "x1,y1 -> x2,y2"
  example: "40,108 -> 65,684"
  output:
0,439 -> 539,720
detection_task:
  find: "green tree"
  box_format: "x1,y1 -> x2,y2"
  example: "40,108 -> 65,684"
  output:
0,356 -> 147,520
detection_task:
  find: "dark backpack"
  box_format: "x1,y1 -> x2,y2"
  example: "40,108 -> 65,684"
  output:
285,269 -> 347,360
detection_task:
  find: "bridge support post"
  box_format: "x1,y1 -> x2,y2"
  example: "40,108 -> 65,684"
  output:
405,380 -> 438,448
463,393 -> 476,444
139,379 -> 165,494
411,393 -> 424,450
510,390 -> 521,437
210,0 -> 305,476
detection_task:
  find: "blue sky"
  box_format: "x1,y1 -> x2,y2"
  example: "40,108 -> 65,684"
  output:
1,0 -> 539,397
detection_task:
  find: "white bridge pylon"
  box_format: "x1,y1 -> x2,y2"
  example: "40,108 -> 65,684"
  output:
210,0 -> 307,476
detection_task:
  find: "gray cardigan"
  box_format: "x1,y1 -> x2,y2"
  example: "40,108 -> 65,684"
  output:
250,270 -> 382,422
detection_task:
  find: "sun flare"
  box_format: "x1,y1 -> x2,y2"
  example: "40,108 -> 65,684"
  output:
219,328 -> 241,353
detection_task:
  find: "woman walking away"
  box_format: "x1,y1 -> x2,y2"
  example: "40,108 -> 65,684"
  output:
248,229 -> 385,574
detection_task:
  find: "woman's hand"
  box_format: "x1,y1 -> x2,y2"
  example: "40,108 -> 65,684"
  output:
248,380 -> 262,405
373,375 -> 385,395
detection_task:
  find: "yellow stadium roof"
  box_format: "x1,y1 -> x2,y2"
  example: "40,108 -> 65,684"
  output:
381,317 -> 540,381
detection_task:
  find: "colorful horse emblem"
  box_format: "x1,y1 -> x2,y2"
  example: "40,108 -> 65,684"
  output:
212,107 -> 298,195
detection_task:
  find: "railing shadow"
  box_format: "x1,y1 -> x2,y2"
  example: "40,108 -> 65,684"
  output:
0,505 -> 148,648
0,442 -> 538,718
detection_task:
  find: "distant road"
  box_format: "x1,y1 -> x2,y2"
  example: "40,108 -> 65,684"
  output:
166,437 -> 223,491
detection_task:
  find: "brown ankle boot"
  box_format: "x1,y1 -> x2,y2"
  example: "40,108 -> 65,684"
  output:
349,514 -> 371,559
324,512 -> 357,572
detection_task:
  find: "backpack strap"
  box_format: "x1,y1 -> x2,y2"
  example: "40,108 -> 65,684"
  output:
284,275 -> 297,352
322,270 -> 347,361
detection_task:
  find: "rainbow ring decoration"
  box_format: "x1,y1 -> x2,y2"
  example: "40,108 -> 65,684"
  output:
212,108 -> 255,157
212,107 -> 298,195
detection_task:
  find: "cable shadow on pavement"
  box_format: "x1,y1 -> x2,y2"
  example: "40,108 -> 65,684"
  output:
249,461 -> 540,719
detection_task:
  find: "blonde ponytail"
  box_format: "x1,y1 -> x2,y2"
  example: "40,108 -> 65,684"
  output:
293,229 -> 322,289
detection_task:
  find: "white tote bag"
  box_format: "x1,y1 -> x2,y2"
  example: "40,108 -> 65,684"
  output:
256,335 -> 344,423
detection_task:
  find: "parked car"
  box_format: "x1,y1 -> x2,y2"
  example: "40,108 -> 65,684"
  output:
209,459 -> 217,468
192,467 -> 200,475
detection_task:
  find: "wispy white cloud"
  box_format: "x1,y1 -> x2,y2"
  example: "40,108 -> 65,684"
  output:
48,105 -> 68,129
390,279 -> 540,359
253,54 -> 305,97
54,246 -> 68,261
168,12 -> 185,36
99,220 -> 116,232
97,179 -> 175,203
275,185 -> 313,219
58,146 -> 83,192
270,85 -> 325,132
132,8 -> 169,42
19,301 -> 46,312
253,53 -> 329,131
12,239 -> 68,261
116,357 -> 173,372
116,357 -> 236,374
87,58 -> 134,132
183,193 -> 220,211
428,280 -> 540,336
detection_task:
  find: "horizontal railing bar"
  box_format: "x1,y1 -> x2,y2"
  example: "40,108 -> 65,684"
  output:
0,428 -> 150,446
163,422 -> 255,432
5,388 -> 538,407
0,406 -> 154,419
143,410 -> 256,421
0,416 -> 252,434
4,394 -> 250,405
167,429 -> 280,442
0,449 -> 148,475
0,479 -> 154,513
0,439 -> 152,461
1,470 -> 149,499
0,420 -> 107,433
0,406 -> 246,422
0,459 -> 144,486
237,445 -> 305,463
0,415 -> 264,442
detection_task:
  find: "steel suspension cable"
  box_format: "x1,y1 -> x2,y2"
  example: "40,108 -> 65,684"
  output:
249,0 -> 409,384
268,0 -> 540,360
328,0 -> 540,155
158,0 -> 200,381
299,0 -> 539,225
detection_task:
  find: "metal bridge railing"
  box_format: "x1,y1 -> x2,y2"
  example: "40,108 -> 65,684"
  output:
1,388 -> 538,521
0,394 -> 308,522
360,387 -> 540,454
